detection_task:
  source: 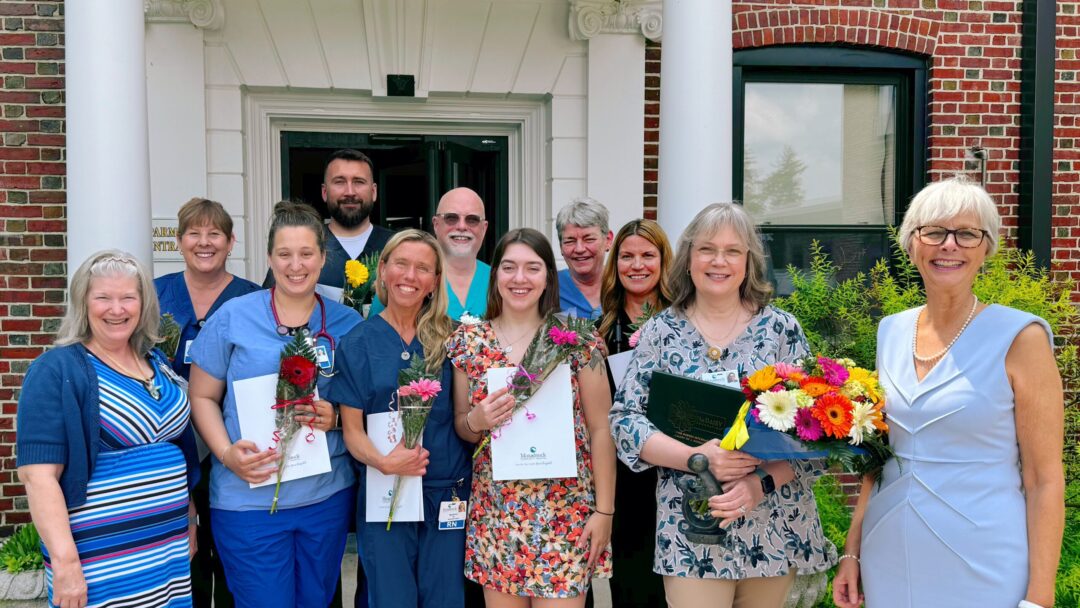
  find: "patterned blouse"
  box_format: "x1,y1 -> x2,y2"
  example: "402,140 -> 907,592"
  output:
609,305 -> 837,579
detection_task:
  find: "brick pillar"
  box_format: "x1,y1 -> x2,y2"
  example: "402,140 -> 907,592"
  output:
0,0 -> 65,534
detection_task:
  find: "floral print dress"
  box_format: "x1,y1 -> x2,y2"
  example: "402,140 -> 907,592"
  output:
447,320 -> 613,597
609,306 -> 837,579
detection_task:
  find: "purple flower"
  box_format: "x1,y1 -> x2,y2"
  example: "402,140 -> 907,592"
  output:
794,407 -> 824,442
549,326 -> 579,346
818,356 -> 849,386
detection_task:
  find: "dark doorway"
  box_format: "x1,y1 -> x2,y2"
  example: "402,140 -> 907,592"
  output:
281,132 -> 509,262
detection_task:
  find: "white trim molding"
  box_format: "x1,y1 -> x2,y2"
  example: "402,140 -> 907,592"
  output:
144,0 -> 225,30
242,91 -> 549,281
569,0 -> 663,41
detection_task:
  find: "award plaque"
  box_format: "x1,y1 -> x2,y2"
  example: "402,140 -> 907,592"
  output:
645,371 -> 748,446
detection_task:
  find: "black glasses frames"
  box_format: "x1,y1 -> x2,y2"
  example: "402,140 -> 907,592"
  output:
913,226 -> 989,248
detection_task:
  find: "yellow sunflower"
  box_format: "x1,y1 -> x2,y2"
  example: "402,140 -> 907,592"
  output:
746,366 -> 781,392
345,260 -> 370,288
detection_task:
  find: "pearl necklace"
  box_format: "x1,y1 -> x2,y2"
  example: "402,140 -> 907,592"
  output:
912,295 -> 978,363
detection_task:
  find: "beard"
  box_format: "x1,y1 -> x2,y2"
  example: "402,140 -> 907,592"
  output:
329,196 -> 373,228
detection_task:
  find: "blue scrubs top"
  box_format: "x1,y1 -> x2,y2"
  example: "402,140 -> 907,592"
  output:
325,315 -> 471,518
154,271 -> 262,380
557,268 -> 601,320
369,261 -> 491,321
189,290 -> 362,511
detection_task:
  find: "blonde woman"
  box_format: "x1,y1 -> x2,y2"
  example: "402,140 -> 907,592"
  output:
329,229 -> 469,608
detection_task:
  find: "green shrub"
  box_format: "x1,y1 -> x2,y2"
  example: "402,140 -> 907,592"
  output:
0,523 -> 43,573
811,475 -> 852,608
1060,483 -> 1080,605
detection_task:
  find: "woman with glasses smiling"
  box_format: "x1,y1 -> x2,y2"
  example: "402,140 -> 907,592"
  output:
833,177 -> 1065,608
609,203 -> 834,608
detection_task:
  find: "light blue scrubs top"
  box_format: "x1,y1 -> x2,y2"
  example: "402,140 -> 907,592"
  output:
189,290 -> 362,511
557,268 -> 601,320
369,260 -> 490,321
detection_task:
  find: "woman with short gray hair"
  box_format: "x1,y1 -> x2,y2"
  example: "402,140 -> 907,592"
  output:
610,203 -> 835,607
555,197 -> 612,320
834,177 -> 1064,608
18,250 -> 200,608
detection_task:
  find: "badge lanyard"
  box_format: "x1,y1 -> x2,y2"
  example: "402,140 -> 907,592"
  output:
269,287 -> 337,377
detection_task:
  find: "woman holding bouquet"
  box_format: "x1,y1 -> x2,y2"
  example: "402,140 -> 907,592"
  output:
609,203 -> 835,607
156,196 -> 260,608
18,250 -> 200,607
328,229 -> 470,608
597,218 -> 674,607
448,228 -> 616,606
188,201 -> 361,608
833,177 -> 1065,608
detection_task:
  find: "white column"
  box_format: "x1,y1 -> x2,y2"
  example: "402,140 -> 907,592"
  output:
586,33 -> 646,236
657,0 -> 732,243
67,0 -> 153,275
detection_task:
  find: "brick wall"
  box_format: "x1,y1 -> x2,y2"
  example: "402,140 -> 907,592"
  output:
1056,3 -> 1080,284
0,0 -> 65,535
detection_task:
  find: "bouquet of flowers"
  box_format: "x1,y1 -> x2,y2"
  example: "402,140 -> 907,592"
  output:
473,314 -> 597,457
156,313 -> 182,362
721,355 -> 893,476
268,331 -> 319,513
343,252 -> 380,318
387,356 -> 442,530
627,301 -> 657,349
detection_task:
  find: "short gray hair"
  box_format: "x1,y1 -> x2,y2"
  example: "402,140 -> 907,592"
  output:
670,203 -> 772,313
55,250 -> 161,355
555,197 -> 609,240
898,175 -> 1001,258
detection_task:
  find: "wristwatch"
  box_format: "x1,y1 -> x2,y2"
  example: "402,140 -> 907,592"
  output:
754,468 -> 776,495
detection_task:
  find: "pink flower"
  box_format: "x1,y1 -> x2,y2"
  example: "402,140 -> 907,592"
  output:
749,406 -> 761,423
548,326 -> 579,346
628,329 -> 641,349
397,385 -> 418,398
794,407 -> 824,441
818,356 -> 849,386
773,361 -> 801,380
408,378 -> 442,400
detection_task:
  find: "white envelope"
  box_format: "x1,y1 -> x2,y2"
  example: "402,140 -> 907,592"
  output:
487,364 -> 578,481
364,411 -> 424,523
607,350 -> 635,389
233,373 -> 332,489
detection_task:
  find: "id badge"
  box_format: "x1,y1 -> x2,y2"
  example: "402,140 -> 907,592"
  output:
315,345 -> 331,370
702,370 -> 741,390
438,500 -> 467,531
183,340 -> 194,365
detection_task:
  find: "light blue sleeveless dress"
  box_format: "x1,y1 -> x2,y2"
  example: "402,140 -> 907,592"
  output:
861,304 -> 1051,607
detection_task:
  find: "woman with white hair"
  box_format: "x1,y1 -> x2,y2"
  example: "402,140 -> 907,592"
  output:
833,177 -> 1065,608
17,250 -> 200,607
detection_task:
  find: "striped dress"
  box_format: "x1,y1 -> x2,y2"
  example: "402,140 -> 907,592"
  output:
43,353 -> 194,608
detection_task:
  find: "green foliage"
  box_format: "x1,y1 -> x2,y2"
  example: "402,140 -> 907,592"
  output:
811,475 -> 852,608
1059,482 -> 1080,605
0,524 -> 43,573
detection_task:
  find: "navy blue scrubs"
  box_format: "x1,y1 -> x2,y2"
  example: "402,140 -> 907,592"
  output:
327,315 -> 472,608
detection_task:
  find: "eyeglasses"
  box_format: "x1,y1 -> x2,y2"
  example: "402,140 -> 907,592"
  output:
914,226 -> 989,248
435,213 -> 485,227
692,244 -> 747,263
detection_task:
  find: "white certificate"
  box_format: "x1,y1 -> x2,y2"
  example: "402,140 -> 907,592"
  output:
315,283 -> 344,303
607,350 -> 635,389
364,411 -> 424,523
233,373 -> 332,489
487,364 -> 577,481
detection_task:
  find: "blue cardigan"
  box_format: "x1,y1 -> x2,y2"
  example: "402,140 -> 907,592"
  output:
16,343 -> 200,509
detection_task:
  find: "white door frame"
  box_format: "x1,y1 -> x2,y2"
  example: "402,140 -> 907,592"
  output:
243,90 -> 549,280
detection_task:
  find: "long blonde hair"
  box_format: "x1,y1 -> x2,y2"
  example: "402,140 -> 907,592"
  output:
375,230 -> 454,373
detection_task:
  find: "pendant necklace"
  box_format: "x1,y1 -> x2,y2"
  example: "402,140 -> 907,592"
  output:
397,332 -> 411,361
95,346 -> 160,400
692,308 -> 746,361
494,320 -> 542,355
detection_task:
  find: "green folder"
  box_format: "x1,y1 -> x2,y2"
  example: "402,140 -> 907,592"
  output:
645,371 -> 749,446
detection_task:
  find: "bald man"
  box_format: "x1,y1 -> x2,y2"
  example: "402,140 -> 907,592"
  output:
369,187 -> 491,320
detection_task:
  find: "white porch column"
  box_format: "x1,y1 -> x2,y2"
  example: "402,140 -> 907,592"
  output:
657,0 -> 731,242
570,1 -> 663,235
67,0 -> 153,275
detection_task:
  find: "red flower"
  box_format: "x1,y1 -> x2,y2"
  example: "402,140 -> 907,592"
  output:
281,355 -> 316,387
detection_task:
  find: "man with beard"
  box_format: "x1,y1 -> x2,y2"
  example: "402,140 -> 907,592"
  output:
556,197 -> 613,320
263,149 -> 394,298
369,187 -> 490,321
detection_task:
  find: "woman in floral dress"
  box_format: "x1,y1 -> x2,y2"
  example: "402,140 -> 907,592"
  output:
447,228 -> 615,606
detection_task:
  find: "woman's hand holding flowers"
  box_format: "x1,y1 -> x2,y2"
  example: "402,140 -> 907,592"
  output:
472,385 -> 515,431
220,440 -> 277,484
378,442 -> 429,477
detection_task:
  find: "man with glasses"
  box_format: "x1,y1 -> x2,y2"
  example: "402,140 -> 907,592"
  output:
369,187 -> 490,321
263,149 -> 394,300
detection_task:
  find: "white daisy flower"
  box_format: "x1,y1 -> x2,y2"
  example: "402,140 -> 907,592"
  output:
755,390 -> 798,432
848,400 -> 877,445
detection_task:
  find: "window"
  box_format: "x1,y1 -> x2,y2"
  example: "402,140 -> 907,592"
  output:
734,47 -> 927,294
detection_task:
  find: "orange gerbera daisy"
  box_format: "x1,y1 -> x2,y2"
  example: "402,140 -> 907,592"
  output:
871,401 -> 889,432
811,392 -> 854,439
800,377 -> 832,397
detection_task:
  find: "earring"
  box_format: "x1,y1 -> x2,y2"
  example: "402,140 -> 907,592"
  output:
426,292 -> 434,300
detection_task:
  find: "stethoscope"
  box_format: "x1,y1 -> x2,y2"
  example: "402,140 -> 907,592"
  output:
269,287 -> 337,377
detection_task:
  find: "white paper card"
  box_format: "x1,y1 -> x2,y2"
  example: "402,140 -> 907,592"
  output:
438,500 -> 467,530
364,411 -> 424,523
607,350 -> 635,389
315,283 -> 344,303
487,364 -> 577,481
233,373 -> 332,489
